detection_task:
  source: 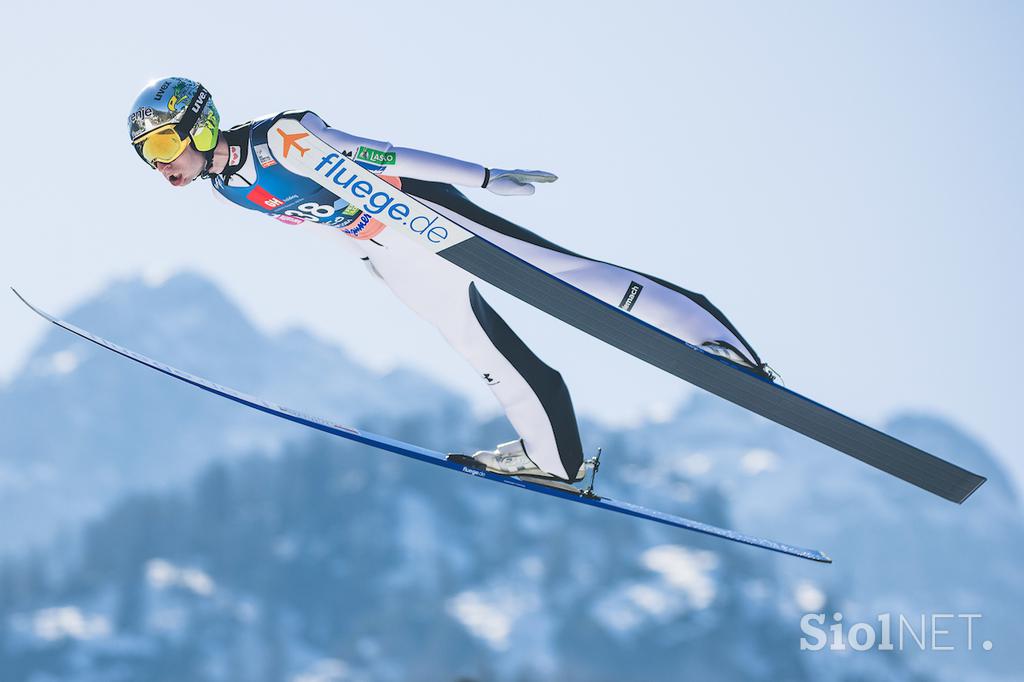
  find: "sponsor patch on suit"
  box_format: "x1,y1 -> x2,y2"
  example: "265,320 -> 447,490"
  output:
619,281 -> 643,311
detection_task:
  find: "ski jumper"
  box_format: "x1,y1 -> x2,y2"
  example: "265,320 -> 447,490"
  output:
211,111 -> 762,481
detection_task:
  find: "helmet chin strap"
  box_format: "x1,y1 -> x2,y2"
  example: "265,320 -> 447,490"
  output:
198,146 -> 216,180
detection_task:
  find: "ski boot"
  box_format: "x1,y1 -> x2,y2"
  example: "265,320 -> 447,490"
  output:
701,340 -> 780,382
472,439 -> 550,477
448,439 -> 584,482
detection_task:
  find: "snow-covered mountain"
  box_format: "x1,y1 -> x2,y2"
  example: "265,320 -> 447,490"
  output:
0,273 -> 1019,682
0,273 -> 470,552
624,398 -> 1023,682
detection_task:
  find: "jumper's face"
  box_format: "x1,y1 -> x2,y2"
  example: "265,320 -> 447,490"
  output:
154,143 -> 206,187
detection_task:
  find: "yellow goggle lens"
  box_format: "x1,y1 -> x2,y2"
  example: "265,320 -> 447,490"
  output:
137,127 -> 189,166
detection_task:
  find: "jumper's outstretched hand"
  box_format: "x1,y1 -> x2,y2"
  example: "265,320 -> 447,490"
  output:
485,169 -> 558,196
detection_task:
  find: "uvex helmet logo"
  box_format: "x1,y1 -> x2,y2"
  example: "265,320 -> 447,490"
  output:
190,89 -> 208,114
153,81 -> 170,101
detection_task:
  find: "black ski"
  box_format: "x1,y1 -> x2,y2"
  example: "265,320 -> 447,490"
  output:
438,238 -> 986,504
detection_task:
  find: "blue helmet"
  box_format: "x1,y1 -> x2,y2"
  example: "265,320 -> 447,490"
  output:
128,77 -> 220,167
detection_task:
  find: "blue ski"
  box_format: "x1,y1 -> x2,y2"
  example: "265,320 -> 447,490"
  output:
13,289 -> 830,564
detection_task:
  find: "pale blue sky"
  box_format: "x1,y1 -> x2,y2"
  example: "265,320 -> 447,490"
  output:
2,2 -> 1021,489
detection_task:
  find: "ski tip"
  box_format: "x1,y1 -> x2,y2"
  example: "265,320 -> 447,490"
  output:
11,287 -> 34,312
10,287 -> 56,322
811,550 -> 833,564
10,287 -> 47,320
954,473 -> 988,505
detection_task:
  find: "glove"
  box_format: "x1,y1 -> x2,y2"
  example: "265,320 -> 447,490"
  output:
484,168 -> 558,196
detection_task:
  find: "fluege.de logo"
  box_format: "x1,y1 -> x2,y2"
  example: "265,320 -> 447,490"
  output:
267,120 -> 461,247
313,152 -> 450,244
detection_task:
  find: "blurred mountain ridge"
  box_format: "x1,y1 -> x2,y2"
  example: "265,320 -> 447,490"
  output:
0,272 -> 471,552
0,271 -> 1019,682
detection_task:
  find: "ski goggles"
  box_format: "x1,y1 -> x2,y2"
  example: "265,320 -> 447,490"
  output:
133,125 -> 192,167
132,84 -> 217,168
